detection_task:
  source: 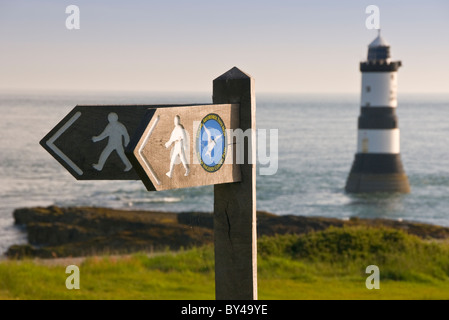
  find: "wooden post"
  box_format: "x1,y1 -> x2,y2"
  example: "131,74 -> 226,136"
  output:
212,67 -> 257,300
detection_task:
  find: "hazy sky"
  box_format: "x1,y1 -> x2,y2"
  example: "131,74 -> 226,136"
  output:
1,0 -> 448,94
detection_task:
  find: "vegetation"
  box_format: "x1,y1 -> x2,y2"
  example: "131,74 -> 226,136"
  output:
1,226 -> 449,300
10,206 -> 449,259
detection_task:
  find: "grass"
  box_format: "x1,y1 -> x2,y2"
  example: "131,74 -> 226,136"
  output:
1,226 -> 449,300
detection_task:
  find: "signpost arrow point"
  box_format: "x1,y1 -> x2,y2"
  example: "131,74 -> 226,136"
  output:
126,104 -> 241,192
41,105 -> 156,180
45,111 -> 84,176
137,114 -> 161,186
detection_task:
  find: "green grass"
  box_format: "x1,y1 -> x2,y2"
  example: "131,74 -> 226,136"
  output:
257,226 -> 449,299
1,226 -> 449,300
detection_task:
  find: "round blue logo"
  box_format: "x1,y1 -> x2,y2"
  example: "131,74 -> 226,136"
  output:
196,113 -> 226,173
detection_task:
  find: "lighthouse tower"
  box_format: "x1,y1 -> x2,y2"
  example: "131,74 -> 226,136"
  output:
345,31 -> 410,193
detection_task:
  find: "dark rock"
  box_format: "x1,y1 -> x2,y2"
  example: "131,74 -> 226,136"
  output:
7,205 -> 449,259
9,206 -> 212,258
6,244 -> 38,259
178,211 -> 214,229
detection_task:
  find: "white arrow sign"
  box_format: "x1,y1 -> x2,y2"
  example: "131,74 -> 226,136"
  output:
126,104 -> 241,191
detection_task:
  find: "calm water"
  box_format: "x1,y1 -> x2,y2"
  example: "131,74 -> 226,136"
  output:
1,91 -> 448,254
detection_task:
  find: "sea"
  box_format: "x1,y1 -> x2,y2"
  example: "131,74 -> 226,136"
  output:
1,90 -> 448,255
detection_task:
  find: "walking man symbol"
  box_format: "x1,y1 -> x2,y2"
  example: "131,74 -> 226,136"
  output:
92,112 -> 133,172
165,115 -> 189,178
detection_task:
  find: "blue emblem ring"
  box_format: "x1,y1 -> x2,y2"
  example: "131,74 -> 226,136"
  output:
196,113 -> 227,173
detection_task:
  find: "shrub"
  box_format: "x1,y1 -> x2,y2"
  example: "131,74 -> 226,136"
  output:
257,226 -> 449,281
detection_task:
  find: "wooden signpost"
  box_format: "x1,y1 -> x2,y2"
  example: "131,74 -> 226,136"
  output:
40,67 -> 257,300
40,104 -> 187,180
126,104 -> 241,191
213,68 -> 257,300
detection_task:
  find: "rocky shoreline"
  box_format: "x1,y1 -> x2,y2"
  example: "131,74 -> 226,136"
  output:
6,206 -> 449,259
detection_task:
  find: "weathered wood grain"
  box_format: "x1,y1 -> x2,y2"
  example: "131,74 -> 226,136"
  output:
126,104 -> 241,191
213,67 -> 257,300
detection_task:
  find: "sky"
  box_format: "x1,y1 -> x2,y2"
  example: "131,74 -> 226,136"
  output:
0,0 -> 448,94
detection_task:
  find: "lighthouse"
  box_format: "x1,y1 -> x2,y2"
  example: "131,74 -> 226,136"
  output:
345,31 -> 410,193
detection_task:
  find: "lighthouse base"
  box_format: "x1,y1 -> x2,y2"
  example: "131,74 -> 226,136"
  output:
345,153 -> 410,193
345,173 -> 410,193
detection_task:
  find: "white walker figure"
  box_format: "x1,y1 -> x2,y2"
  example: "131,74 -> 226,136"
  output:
165,115 -> 189,178
203,125 -> 223,161
92,112 -> 133,172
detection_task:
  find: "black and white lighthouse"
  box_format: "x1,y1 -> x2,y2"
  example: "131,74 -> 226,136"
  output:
345,31 -> 410,193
